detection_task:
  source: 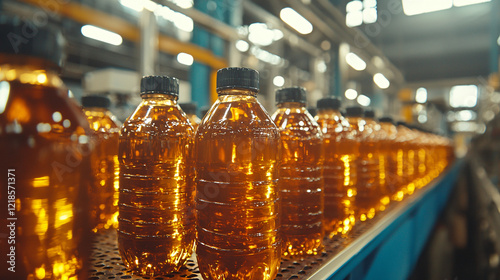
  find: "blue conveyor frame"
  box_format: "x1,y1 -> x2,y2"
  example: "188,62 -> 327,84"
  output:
309,161 -> 463,280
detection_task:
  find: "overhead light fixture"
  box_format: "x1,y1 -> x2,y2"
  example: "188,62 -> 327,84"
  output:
120,0 -> 144,12
235,40 -> 249,52
248,23 -> 274,46
357,94 -> 371,106
177,52 -> 193,66
450,85 -> 478,108
373,73 -> 390,89
280,7 -> 313,35
273,76 -> 285,87
417,114 -> 428,123
415,87 -> 427,103
0,81 -> 10,114
402,0 -> 452,16
317,60 -> 327,73
81,25 -> 123,46
251,46 -> 282,65
346,52 -> 366,71
346,0 -> 363,12
453,0 -> 490,7
169,0 -> 194,9
345,88 -> 358,100
455,110 -> 476,121
346,11 -> 363,27
497,35 -> 500,46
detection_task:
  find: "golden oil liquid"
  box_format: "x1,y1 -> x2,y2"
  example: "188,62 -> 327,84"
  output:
272,103 -> 324,257
0,60 -> 91,279
83,107 -> 120,232
118,94 -> 195,276
186,113 -> 201,132
195,90 -> 281,280
315,109 -> 357,237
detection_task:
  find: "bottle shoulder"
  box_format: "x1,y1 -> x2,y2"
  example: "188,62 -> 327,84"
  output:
272,108 -> 322,140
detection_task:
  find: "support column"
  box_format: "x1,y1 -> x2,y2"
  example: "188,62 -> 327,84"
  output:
139,9 -> 158,76
490,0 -> 499,74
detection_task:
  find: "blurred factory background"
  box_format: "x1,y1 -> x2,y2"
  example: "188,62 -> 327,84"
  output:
3,0 -> 500,147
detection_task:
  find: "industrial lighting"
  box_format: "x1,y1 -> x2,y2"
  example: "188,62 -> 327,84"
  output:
346,52 -> 366,71
120,0 -> 143,12
346,0 -> 363,12
81,25 -> 123,46
0,81 -> 10,114
417,114 -> 428,123
455,110 -> 476,121
317,60 -> 327,73
273,76 -> 285,87
497,35 -> 500,46
453,0 -> 490,7
402,0 -> 452,16
177,52 -> 193,66
415,87 -> 427,103
357,94 -> 371,106
169,0 -> 193,9
171,12 -> 194,32
452,121 -> 478,132
363,8 -> 377,24
235,40 -> 249,52
345,89 -> 358,100
280,7 -> 313,35
346,11 -> 363,27
248,23 -> 274,46
449,85 -> 478,108
250,46 -> 282,65
373,73 -> 390,89
273,29 -> 284,41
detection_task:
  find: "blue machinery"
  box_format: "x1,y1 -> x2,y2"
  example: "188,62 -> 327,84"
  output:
309,161 -> 463,280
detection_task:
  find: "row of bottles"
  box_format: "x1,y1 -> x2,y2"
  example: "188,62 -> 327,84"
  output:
0,16 -> 454,279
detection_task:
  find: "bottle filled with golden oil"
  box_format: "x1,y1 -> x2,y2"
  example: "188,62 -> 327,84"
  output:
195,67 -> 281,280
344,107 -> 379,222
82,95 -> 120,232
118,76 -> 195,276
315,98 -> 357,237
0,16 -> 91,279
396,122 -> 417,195
180,103 -> 201,131
363,110 -> 390,210
378,117 -> 401,200
271,87 -> 324,257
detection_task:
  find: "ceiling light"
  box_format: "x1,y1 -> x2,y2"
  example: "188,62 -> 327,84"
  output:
346,11 -> 363,27
119,0 -> 143,12
453,0 -> 490,7
177,52 -> 193,66
273,76 -> 285,87
449,85 -> 478,108
235,40 -> 249,52
415,87 -> 427,103
346,52 -> 366,71
169,0 -> 193,9
81,25 -> 123,46
357,94 -> 371,106
346,1 -> 363,12
402,0 -> 452,16
280,7 -> 313,35
373,73 -> 390,89
345,89 -> 358,100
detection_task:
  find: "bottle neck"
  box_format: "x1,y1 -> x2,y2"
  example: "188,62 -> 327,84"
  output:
217,88 -> 257,97
277,102 -> 305,109
141,93 -> 178,102
83,107 -> 109,113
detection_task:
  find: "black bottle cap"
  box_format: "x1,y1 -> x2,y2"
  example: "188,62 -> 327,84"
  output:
364,109 -> 375,118
140,75 -> 179,97
379,116 -> 394,123
0,15 -> 65,67
275,87 -> 307,105
216,67 -> 259,92
307,107 -> 317,117
317,97 -> 341,110
82,95 -> 110,108
345,106 -> 364,117
179,103 -> 197,115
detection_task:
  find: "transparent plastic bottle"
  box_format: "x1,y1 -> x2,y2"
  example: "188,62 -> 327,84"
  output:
82,95 -> 120,232
195,67 -> 281,280
180,103 -> 201,131
271,87 -> 324,257
315,98 -> 357,237
378,117 -> 401,199
118,76 -> 195,276
396,122 -> 417,196
0,16 -> 91,279
363,109 -> 391,211
344,107 -> 379,222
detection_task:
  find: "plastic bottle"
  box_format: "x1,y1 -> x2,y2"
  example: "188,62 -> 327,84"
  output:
396,122 -> 417,196
82,95 -> 120,232
344,107 -> 379,222
118,76 -> 195,276
0,16 -> 91,279
363,109 -> 390,211
378,117 -> 399,200
195,67 -> 281,280
271,87 -> 324,257
180,103 -> 201,131
315,97 -> 357,237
